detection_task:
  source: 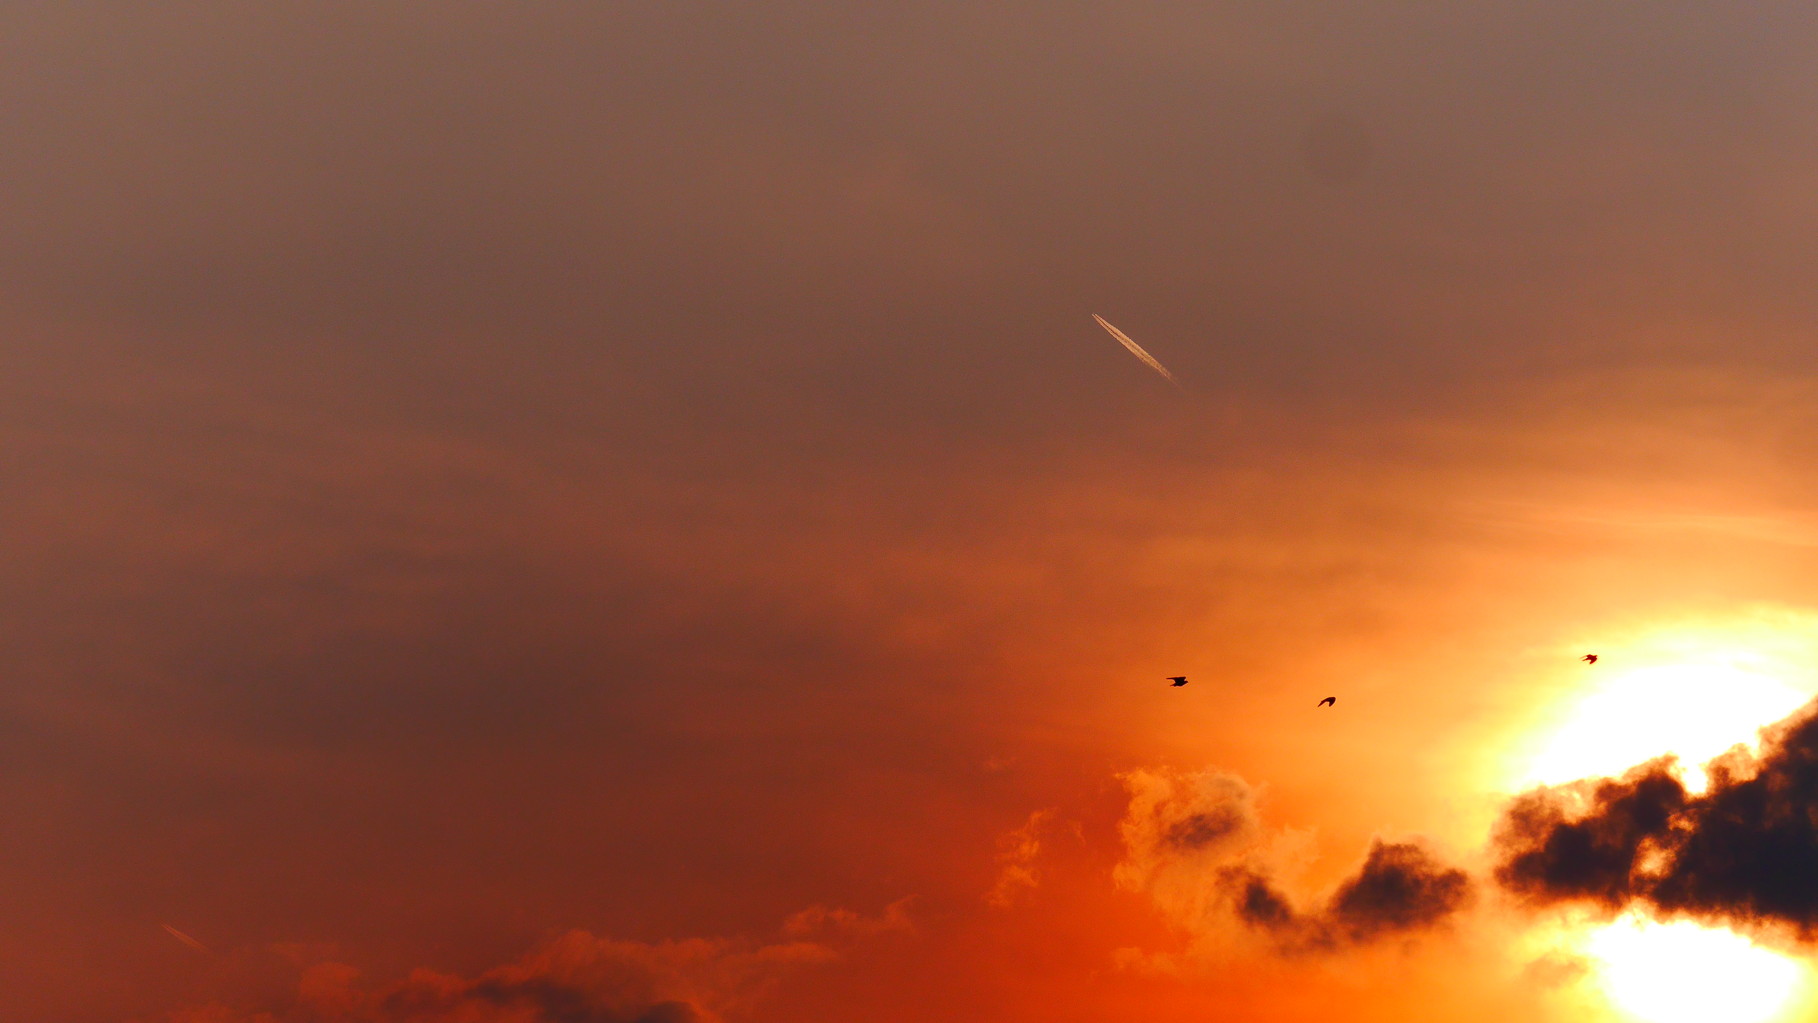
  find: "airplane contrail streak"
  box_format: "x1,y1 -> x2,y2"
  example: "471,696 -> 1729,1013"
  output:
1091,314 -> 1180,386
161,924 -> 211,954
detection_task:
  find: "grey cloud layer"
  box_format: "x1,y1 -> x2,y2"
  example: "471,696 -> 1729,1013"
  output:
9,3 -> 1818,414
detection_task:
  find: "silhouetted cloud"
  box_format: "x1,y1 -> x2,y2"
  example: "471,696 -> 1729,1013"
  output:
1328,840 -> 1473,941
1495,697 -> 1818,936
1225,840 -> 1471,951
1228,868 -> 1297,931
1117,769 -> 1469,953
1497,760 -> 1687,908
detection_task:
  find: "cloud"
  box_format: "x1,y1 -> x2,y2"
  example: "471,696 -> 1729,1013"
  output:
987,809 -> 1076,909
143,929 -> 837,1023
1497,759 -> 1687,909
1114,769 -> 1264,936
783,896 -> 916,937
1225,841 -> 1472,952
1115,768 -> 1469,953
1326,840 -> 1474,942
1226,868 -> 1298,931
1495,696 -> 1818,937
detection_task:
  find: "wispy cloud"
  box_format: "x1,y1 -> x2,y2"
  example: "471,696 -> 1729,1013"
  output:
987,809 -> 1076,908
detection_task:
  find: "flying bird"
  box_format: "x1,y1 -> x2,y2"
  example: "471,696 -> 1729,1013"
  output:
1167,676 -> 1189,687
1317,696 -> 1336,707
1092,314 -> 1180,387
161,924 -> 210,954
1581,654 -> 1598,664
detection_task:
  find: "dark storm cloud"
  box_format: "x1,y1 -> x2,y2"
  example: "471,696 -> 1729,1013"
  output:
1329,840 -> 1474,941
1497,760 -> 1688,908
1229,840 -> 1471,950
1496,697 -> 1818,936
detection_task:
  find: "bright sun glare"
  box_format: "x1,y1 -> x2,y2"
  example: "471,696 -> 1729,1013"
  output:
1512,610 -> 1818,1022
1514,611 -> 1818,793
1585,914 -> 1806,1023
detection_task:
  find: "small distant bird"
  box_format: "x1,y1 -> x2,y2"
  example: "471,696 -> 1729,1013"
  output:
1167,676 -> 1189,687
1317,696 -> 1336,707
1581,654 -> 1598,665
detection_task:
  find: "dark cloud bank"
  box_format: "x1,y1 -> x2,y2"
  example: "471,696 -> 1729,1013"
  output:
1134,696 -> 1818,959
1232,693 -> 1818,950
1497,697 -> 1818,937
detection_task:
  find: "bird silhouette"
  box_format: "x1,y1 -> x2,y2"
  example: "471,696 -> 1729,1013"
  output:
1167,676 -> 1189,687
1581,654 -> 1598,664
1317,696 -> 1336,707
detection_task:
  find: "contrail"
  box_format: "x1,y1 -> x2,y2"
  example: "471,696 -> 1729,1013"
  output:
161,924 -> 211,954
1091,314 -> 1179,387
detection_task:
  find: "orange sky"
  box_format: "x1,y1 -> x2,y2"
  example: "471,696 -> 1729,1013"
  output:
9,5 -> 1818,1022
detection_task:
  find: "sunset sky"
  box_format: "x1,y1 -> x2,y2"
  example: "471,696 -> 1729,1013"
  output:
13,5 -> 1818,1022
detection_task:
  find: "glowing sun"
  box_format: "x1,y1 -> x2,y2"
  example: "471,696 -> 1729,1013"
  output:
1509,610 -> 1818,1022
1585,914 -> 1806,1023
1513,611 -> 1818,793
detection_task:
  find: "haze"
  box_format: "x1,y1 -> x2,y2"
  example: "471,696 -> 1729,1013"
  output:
8,5 -> 1818,1022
